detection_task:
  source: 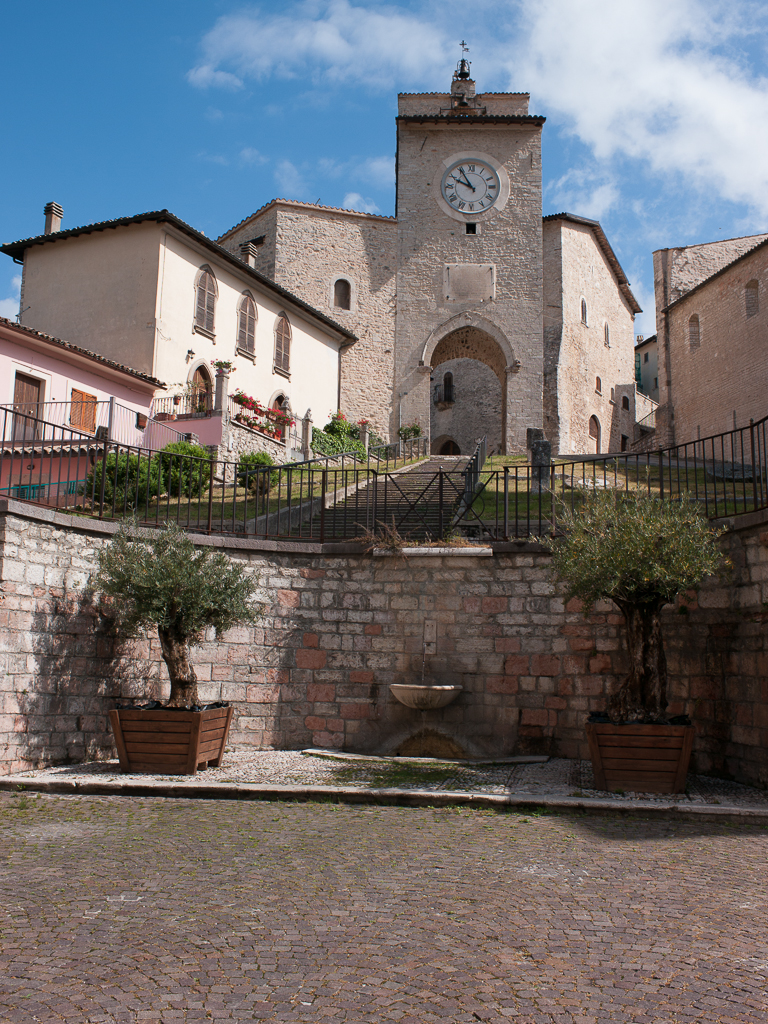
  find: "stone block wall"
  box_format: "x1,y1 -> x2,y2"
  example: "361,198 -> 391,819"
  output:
2,498 -> 768,789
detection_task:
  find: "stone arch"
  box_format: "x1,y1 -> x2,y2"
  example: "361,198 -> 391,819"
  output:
421,313 -> 517,454
430,433 -> 461,456
420,312 -> 518,383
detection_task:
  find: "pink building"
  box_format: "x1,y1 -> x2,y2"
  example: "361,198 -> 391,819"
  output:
1,317 -> 165,504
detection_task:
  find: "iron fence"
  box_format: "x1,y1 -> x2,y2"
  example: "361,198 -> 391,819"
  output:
3,410 -> 767,542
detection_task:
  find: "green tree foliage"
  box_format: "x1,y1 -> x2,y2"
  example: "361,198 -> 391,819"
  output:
398,422 -> 422,441
91,521 -> 261,707
545,487 -> 728,722
236,451 -> 278,492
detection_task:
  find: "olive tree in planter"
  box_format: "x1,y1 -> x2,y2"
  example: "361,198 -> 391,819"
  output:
545,487 -> 728,793
92,521 -> 260,774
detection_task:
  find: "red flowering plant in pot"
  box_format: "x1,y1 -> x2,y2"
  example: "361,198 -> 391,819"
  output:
91,521 -> 260,775
544,487 -> 729,794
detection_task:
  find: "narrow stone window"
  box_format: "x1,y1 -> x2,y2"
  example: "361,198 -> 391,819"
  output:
589,415 -> 601,454
622,395 -> 630,411
237,293 -> 257,356
688,314 -> 700,351
604,323 -> 610,346
443,371 -> 454,403
581,298 -> 588,325
621,434 -> 629,452
194,265 -> 217,337
465,223 -> 477,235
595,376 -> 602,394
333,278 -> 351,310
746,280 -> 759,318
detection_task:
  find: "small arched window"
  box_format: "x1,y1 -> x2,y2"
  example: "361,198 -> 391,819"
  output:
595,376 -> 602,394
581,298 -> 588,325
746,280 -> 759,318
589,415 -> 601,454
333,278 -> 351,310
274,314 -> 291,376
689,314 -> 700,351
622,395 -> 630,411
191,364 -> 213,413
194,266 -> 217,336
604,323 -> 610,346
237,293 -> 257,356
443,371 -> 454,403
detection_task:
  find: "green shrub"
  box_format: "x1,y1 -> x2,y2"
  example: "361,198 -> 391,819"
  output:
236,451 -> 278,490
398,422 -> 422,441
82,451 -> 162,509
159,441 -> 212,498
311,426 -> 366,460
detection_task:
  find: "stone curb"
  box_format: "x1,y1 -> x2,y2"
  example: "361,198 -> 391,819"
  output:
1,777 -> 767,823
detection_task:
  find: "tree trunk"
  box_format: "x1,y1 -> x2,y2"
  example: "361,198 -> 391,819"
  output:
609,599 -> 668,723
158,626 -> 199,708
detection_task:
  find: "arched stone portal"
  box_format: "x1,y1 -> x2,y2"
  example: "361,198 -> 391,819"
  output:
421,314 -> 518,454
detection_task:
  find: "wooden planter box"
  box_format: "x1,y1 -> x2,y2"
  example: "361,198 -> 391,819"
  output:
109,706 -> 233,776
586,722 -> 695,794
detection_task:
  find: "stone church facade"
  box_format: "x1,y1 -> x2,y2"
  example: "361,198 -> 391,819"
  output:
219,63 -> 641,455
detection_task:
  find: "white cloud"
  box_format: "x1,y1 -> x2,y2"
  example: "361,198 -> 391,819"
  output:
0,274 -> 21,320
358,156 -> 395,189
548,167 -> 619,220
240,147 -> 269,166
342,192 -> 381,214
274,159 -> 308,198
515,0 -> 768,217
186,64 -> 243,90
188,0 -> 452,90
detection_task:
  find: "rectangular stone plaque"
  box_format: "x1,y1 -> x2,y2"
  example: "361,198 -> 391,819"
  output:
443,264 -> 495,303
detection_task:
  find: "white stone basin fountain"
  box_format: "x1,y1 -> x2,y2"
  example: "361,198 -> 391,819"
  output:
389,683 -> 463,709
389,621 -> 463,710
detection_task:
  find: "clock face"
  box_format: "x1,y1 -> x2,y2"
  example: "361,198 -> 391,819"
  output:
441,159 -> 501,215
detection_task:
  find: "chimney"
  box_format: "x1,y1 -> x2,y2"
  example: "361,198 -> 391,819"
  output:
635,334 -> 644,344
240,241 -> 259,267
44,202 -> 63,234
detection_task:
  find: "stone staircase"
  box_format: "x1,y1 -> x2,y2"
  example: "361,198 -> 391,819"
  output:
319,456 -> 471,541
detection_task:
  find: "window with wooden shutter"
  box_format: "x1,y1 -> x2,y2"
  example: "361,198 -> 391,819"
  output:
70,389 -> 97,432
274,314 -> 291,376
237,294 -> 257,356
194,266 -> 217,336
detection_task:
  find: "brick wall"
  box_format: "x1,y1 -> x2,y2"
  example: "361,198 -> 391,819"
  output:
2,499 -> 767,789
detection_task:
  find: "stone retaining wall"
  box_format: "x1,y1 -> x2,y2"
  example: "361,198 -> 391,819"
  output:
1,498 -> 767,788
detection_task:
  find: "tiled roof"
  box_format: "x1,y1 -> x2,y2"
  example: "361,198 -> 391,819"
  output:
0,317 -> 166,387
218,198 -> 396,243
544,212 -> 642,314
398,114 -> 545,125
661,235 -> 768,312
1,210 -> 357,343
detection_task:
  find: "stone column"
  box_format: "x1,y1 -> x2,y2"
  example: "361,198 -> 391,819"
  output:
302,409 -> 313,462
527,428 -> 551,494
214,371 -> 230,415
359,420 -> 370,457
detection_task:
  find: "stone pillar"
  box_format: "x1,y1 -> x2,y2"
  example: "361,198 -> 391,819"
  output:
302,409 -> 313,462
214,371 -> 230,415
527,428 -> 551,494
359,420 -> 370,457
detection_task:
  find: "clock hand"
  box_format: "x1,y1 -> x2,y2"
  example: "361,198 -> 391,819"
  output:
457,172 -> 476,191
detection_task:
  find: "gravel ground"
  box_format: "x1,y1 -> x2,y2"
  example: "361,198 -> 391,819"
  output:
9,750 -> 768,808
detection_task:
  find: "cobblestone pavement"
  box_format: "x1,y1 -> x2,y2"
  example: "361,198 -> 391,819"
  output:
10,751 -> 768,808
1,792 -> 767,1023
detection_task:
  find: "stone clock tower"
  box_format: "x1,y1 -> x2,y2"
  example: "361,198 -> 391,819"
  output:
394,59 -> 546,452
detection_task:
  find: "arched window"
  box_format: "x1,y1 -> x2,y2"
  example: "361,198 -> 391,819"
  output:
746,280 -> 759,318
443,371 -> 454,403
589,415 -> 601,454
622,395 -> 630,411
440,439 -> 461,456
688,314 -> 700,351
595,376 -> 602,394
194,266 -> 217,336
274,314 -> 291,376
604,322 -> 610,346
191,364 -> 213,413
237,293 -> 257,356
581,298 -> 588,325
333,278 -> 351,310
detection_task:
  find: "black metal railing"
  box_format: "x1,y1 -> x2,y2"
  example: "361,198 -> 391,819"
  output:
3,411 -> 768,542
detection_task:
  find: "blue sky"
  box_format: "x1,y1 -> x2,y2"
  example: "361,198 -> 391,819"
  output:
3,0 -> 768,338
